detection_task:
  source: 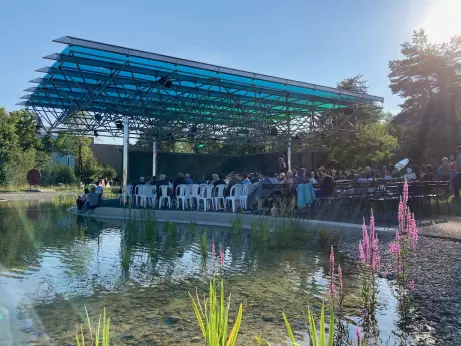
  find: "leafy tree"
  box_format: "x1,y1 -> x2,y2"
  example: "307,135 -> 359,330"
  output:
100,165 -> 117,181
51,165 -> 77,185
389,29 -> 461,163
323,76 -> 397,168
329,122 -> 398,168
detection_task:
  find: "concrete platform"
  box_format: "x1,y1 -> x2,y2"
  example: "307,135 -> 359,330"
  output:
68,205 -> 396,235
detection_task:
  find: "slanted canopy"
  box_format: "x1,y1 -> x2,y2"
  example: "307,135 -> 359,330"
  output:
19,36 -> 383,146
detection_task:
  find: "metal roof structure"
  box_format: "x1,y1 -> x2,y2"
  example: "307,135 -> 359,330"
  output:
19,36 -> 384,145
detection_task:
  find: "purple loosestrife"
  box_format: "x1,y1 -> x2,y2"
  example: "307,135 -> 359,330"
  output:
410,280 -> 415,291
356,326 -> 361,346
338,265 -> 343,293
362,218 -> 369,260
329,246 -> 336,297
211,240 -> 216,259
219,247 -> 225,266
359,213 -> 380,272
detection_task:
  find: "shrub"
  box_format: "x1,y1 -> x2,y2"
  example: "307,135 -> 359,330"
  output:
52,165 -> 77,185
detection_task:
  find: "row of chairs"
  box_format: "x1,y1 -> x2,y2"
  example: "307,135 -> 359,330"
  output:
317,181 -> 450,218
119,183 -> 252,212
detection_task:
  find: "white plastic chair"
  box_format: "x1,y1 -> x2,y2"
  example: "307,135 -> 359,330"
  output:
134,184 -> 146,207
213,184 -> 226,210
159,185 -> 171,209
239,184 -> 250,210
139,185 -> 156,208
197,185 -> 214,211
187,184 -> 201,208
226,184 -> 242,213
176,184 -> 190,210
120,184 -> 132,205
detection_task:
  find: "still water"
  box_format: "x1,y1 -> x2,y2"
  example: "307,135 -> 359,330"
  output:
0,201 -> 401,345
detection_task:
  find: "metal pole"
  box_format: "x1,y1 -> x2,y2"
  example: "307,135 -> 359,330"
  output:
152,140 -> 157,177
286,96 -> 292,172
122,117 -> 129,194
287,139 -> 292,172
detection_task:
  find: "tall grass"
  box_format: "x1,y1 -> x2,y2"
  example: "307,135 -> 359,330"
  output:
76,307 -> 110,346
189,278 -> 243,346
283,300 -> 334,346
230,214 -> 243,235
200,231 -> 208,260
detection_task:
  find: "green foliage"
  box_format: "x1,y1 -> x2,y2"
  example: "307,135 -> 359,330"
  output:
389,29 -> 461,163
100,166 -> 117,181
283,300 -> 334,346
52,165 -> 78,185
189,278 -> 243,346
230,214 -> 243,235
200,232 -> 208,260
75,307 -> 110,346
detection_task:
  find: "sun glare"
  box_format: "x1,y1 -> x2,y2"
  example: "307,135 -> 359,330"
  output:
422,0 -> 461,41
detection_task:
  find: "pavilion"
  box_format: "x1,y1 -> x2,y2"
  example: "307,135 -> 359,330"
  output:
18,36 -> 383,190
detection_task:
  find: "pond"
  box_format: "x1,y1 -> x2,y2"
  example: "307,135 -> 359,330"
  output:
0,201 -> 404,345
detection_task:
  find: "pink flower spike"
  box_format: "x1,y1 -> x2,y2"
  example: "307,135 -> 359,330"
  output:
329,246 -> 336,297
362,218 -> 369,260
356,326 -> 361,346
211,240 -> 216,259
403,178 -> 409,204
359,241 -> 365,263
410,280 -> 415,291
219,247 -> 225,266
338,265 -> 343,293
389,242 -> 400,256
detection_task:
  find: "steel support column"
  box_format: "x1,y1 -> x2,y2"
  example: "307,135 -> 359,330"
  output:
122,117 -> 129,194
152,140 -> 157,177
287,139 -> 292,172
286,96 -> 292,172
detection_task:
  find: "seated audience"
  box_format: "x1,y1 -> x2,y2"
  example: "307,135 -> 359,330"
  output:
154,174 -> 170,192
357,171 -> 369,183
405,168 -> 417,181
317,171 -> 335,197
294,168 -> 310,186
213,174 -> 227,187
250,173 -> 261,183
173,173 -> 187,194
423,165 -> 435,181
184,174 -> 193,184
76,188 -> 90,210
278,172 -> 286,182
96,179 -> 104,195
310,171 -> 318,184
240,172 -> 251,184
85,186 -> 100,210
284,171 -> 294,185
209,174 -> 219,185
335,171 -> 347,181
226,172 -> 241,196
438,157 -> 450,181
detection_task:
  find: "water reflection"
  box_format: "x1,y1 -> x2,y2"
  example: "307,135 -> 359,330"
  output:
0,202 -> 402,345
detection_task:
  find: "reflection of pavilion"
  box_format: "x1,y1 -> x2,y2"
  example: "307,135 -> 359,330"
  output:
20,36 -> 383,188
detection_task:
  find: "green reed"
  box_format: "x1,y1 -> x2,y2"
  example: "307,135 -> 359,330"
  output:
120,246 -> 132,271
283,300 -> 335,346
164,220 -> 177,233
230,214 -> 243,235
52,193 -> 76,208
75,307 -> 110,346
189,278 -> 243,346
200,231 -> 208,260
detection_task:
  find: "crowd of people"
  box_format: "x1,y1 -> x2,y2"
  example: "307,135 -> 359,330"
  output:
76,179 -> 105,211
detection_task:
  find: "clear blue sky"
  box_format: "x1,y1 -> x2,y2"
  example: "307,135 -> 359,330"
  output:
0,0 -> 453,115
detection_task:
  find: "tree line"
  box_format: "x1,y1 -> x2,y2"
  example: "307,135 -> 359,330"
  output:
0,108 -> 116,186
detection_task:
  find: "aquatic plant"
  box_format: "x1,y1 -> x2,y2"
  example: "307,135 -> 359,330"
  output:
219,247 -> 225,266
75,307 -> 110,346
329,246 -> 336,298
230,214 -> 243,235
120,245 -> 132,272
189,278 -> 243,346
189,221 -> 196,234
283,300 -> 335,346
388,179 -> 419,321
52,193 -> 76,208
200,231 -> 208,260
164,220 -> 177,233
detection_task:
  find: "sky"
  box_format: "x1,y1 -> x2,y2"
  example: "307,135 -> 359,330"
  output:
1,0 -> 460,117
